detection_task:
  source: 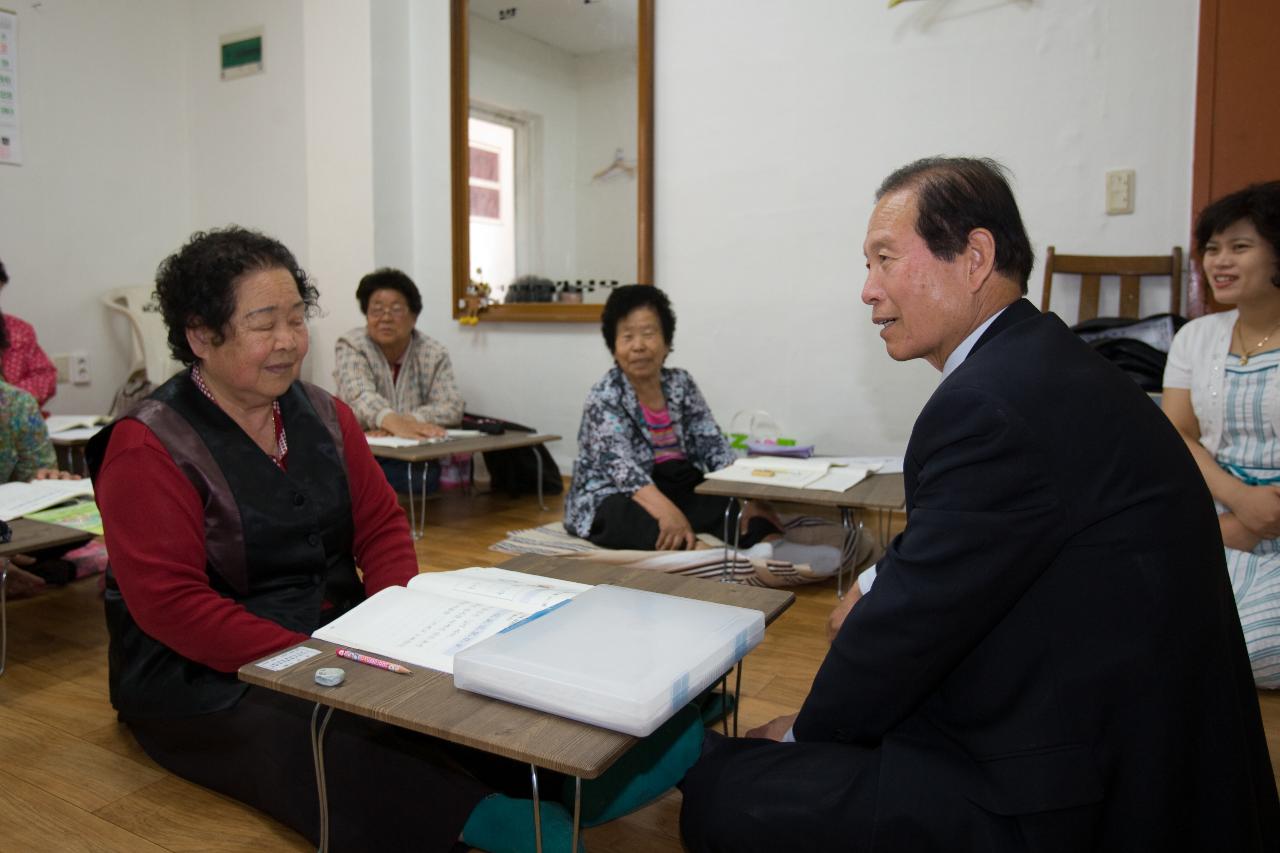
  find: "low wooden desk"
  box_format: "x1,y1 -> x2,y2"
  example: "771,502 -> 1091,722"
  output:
695,471 -> 906,597
239,554 -> 794,852
368,433 -> 561,539
1,518 -> 95,677
50,435 -> 94,476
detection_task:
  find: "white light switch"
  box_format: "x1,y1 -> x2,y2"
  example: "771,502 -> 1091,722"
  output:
1106,169 -> 1135,215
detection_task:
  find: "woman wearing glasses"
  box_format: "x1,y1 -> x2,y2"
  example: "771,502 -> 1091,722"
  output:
334,268 -> 465,491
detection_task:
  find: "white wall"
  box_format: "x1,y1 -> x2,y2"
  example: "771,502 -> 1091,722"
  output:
2,0 -> 1201,471
402,0 -> 1200,467
0,0 -> 190,414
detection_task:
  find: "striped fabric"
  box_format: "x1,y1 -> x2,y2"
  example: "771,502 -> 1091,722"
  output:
1218,348 -> 1280,688
640,401 -> 686,464
489,516 -> 875,589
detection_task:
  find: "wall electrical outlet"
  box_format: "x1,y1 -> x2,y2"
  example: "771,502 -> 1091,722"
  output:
71,350 -> 91,385
52,353 -> 71,384
1106,169 -> 1135,215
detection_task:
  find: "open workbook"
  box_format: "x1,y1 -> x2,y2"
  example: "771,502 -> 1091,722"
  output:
311,567 -> 588,674
704,455 -> 876,492
0,478 -> 96,521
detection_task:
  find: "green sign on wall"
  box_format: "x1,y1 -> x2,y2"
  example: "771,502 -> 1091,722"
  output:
220,29 -> 263,81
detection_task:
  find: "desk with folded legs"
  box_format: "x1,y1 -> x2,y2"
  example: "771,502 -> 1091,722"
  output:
694,472 -> 906,598
368,433 -> 560,539
0,518 -> 95,676
238,554 -> 794,853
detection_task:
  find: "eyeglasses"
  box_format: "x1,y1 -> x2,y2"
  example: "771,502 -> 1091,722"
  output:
368,305 -> 409,319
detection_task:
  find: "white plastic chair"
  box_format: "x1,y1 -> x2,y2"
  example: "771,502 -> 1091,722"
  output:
102,286 -> 185,387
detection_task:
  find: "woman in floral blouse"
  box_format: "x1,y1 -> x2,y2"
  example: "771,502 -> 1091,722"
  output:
564,285 -> 781,550
0,258 -> 58,408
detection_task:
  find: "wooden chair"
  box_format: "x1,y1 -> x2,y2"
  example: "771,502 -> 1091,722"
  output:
1040,247 -> 1183,323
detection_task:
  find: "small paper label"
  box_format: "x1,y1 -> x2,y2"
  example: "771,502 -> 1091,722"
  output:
256,646 -> 322,671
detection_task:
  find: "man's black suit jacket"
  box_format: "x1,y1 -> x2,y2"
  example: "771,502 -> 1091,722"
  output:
789,299 -> 1278,850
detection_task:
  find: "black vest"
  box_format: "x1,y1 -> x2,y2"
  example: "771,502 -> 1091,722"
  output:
87,374 -> 360,718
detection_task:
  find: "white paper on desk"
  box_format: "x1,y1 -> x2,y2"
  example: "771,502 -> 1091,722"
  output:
311,567 -> 589,674
364,429 -> 484,448
48,426 -> 103,441
830,455 -> 904,475
805,466 -> 874,492
0,478 -> 95,521
705,456 -> 833,489
45,415 -> 107,435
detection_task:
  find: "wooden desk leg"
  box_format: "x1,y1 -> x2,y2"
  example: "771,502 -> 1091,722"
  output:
529,764 -> 544,853
310,704 -> 335,853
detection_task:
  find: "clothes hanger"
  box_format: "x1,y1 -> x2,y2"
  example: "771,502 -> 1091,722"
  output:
592,148 -> 636,181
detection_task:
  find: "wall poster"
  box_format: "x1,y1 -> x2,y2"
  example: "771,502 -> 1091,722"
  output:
0,8 -> 20,165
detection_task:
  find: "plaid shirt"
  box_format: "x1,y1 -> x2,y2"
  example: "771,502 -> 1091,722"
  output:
563,366 -> 736,538
0,380 -> 55,483
333,328 -> 464,431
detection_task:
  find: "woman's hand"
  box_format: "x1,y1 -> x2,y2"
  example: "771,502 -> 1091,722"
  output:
1228,484 -> 1280,540
33,468 -> 79,481
653,503 -> 696,551
1220,512 -> 1263,553
381,413 -> 447,440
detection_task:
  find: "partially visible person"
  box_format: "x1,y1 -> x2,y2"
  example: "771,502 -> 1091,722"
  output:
1163,180 -> 1280,687
334,268 -> 464,493
0,257 -> 58,407
680,158 -> 1279,852
564,286 -> 808,560
88,228 -> 690,852
1,379 -> 79,595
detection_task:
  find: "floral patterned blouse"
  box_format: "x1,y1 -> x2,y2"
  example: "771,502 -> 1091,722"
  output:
0,380 -> 55,483
1,313 -> 58,407
563,366 -> 736,537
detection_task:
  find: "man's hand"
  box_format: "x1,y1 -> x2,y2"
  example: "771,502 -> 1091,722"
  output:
1229,484 -> 1280,540
381,413 -> 448,440
653,503 -> 697,551
745,713 -> 798,741
33,467 -> 78,481
827,582 -> 863,642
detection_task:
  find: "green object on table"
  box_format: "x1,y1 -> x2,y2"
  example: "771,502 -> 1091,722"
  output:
27,499 -> 103,535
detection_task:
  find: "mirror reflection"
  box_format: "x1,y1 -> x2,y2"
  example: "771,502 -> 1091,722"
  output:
466,0 -> 639,306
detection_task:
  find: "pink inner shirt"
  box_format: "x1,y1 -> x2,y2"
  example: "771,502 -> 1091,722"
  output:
641,401 -> 686,465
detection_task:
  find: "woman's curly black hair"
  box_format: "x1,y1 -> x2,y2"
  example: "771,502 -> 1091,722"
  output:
1195,181 -> 1280,288
155,226 -> 320,364
601,284 -> 676,353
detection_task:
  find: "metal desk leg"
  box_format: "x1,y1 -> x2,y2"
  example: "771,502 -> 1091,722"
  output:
726,498 -> 748,584
535,448 -> 548,511
571,775 -> 582,853
1,559 -> 8,677
838,508 -> 863,600
733,660 -> 743,737
529,764 -> 543,853
720,499 -> 736,583
310,703 -> 335,853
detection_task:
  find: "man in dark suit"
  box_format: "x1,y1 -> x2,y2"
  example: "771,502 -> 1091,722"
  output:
680,157 -> 1280,851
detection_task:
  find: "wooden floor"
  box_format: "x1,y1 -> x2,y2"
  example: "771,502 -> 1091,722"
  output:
2,487 -> 1279,852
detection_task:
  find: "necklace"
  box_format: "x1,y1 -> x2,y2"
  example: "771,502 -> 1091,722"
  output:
1234,317 -> 1280,365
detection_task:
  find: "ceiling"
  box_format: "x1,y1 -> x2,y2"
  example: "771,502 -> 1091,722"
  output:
469,0 -> 637,56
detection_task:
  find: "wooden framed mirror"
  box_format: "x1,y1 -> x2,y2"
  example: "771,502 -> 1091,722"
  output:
451,0 -> 653,323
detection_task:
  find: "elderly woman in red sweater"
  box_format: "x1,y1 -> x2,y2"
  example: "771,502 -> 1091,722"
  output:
0,258 -> 57,407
